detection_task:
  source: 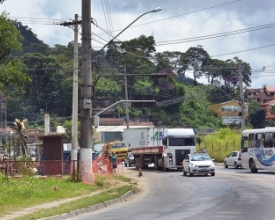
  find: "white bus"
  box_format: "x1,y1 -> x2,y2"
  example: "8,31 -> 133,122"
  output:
241,127 -> 275,173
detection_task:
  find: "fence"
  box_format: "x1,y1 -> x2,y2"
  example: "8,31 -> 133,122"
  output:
197,141 -> 240,151
0,156 -> 124,184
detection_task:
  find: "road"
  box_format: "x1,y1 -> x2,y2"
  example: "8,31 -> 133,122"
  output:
67,165 -> 275,220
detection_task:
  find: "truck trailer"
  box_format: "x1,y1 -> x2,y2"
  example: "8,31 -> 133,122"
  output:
123,127 -> 196,171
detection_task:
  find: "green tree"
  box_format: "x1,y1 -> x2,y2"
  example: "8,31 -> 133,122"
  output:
22,53 -> 63,114
0,13 -> 30,86
224,57 -> 252,87
155,51 -> 188,82
204,58 -> 227,85
184,45 -> 210,84
248,101 -> 266,128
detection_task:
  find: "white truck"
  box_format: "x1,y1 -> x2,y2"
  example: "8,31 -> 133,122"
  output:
123,127 -> 196,171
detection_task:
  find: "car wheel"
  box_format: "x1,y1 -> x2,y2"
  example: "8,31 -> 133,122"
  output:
224,161 -> 228,168
211,172 -> 215,176
234,162 -> 238,169
189,168 -> 193,177
124,162 -> 128,167
183,169 -> 187,176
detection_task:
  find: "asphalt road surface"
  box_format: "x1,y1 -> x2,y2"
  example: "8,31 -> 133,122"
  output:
67,165 -> 275,220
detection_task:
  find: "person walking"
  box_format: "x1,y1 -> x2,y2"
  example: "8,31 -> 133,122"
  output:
111,152 -> 117,173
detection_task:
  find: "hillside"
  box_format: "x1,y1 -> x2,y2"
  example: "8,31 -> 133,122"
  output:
1,21 -> 253,130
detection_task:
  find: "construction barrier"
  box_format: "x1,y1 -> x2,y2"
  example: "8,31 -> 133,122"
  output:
0,156 -> 124,184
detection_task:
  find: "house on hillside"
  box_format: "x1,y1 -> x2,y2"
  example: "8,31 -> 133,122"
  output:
245,86 -> 275,104
261,99 -> 275,121
208,100 -> 248,125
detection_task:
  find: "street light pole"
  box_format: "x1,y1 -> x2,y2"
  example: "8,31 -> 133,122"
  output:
96,7 -> 162,55
94,7 -> 161,128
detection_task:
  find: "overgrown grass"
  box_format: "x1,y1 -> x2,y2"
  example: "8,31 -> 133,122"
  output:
197,128 -> 242,162
0,173 -> 132,218
13,185 -> 133,220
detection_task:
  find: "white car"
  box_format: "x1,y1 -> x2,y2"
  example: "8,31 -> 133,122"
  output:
183,153 -> 215,177
223,151 -> 242,169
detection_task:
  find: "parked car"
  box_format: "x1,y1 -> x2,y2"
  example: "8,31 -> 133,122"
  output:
224,151 -> 242,169
183,153 -> 215,177
124,152 -> 135,167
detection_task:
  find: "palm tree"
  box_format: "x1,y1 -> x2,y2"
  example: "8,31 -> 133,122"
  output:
13,119 -> 29,157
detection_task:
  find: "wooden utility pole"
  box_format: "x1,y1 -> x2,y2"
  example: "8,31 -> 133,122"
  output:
80,0 -> 92,182
123,67 -> 130,129
239,62 -> 245,131
59,15 -> 81,168
71,14 -> 79,162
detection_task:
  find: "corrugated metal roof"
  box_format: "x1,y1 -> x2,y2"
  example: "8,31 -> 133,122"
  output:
95,126 -> 153,133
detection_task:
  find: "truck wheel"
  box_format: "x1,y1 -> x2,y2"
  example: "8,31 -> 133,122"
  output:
162,159 -> 167,172
154,156 -> 159,171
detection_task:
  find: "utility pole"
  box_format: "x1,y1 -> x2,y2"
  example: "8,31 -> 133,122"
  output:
59,15 -> 80,168
71,14 -> 79,162
239,62 -> 245,131
123,67 -> 130,129
80,0 -> 92,182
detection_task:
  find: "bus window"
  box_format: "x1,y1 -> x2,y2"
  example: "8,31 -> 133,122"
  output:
248,133 -> 254,148
264,132 -> 273,148
255,133 -> 263,148
241,136 -> 248,150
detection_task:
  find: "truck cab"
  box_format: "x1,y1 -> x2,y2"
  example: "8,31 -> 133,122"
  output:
103,141 -> 128,161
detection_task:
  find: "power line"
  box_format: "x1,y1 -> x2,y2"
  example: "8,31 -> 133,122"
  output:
97,0 -> 241,36
211,43 -> 275,57
156,22 -> 275,46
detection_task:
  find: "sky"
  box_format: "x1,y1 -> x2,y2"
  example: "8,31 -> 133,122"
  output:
1,0 -> 275,88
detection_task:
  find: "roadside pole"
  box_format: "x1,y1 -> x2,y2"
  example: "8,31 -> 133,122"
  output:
80,0 -> 93,183
239,62 -> 245,131
71,14 -> 79,164
59,15 -> 80,173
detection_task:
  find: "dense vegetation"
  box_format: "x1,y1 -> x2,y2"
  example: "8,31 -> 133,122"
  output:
2,13 -> 269,134
198,128 -> 242,162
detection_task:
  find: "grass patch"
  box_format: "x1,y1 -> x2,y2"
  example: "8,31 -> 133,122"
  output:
13,185 -> 134,220
114,175 -> 131,183
0,173 -> 129,218
197,128 -> 242,162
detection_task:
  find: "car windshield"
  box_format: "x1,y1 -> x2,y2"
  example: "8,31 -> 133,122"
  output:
190,154 -> 211,161
111,143 -> 126,149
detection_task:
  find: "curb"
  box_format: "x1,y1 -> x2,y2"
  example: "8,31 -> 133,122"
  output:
40,188 -> 137,220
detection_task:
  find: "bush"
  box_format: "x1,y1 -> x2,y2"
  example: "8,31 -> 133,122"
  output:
197,128 -> 242,162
